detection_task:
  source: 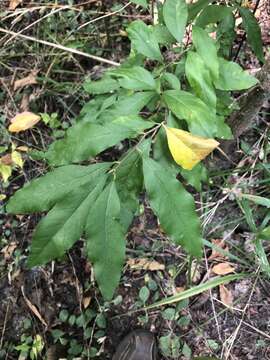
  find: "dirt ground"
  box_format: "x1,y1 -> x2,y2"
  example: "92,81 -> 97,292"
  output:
1,0 -> 270,359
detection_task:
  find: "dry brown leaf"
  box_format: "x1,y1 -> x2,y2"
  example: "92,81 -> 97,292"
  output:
127,258 -> 165,271
9,0 -> 22,10
1,242 -> 17,260
9,112 -> 41,133
16,146 -> 29,152
83,296 -> 91,309
219,284 -> 233,307
212,262 -> 235,275
209,239 -> 229,261
21,286 -> 48,328
0,154 -> 12,165
14,71 -> 38,91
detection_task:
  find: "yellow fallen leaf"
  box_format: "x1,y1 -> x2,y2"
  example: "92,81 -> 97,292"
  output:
0,163 -> 12,182
9,112 -> 41,133
164,126 -> 219,170
127,258 -> 165,271
12,151 -> 23,168
0,194 -> 7,201
16,146 -> 29,152
212,262 -> 235,275
219,284 -> 233,307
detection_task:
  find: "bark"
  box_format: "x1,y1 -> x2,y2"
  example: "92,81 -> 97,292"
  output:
227,56 -> 270,138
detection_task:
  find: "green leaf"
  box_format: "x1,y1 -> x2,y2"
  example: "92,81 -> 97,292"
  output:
115,148 -> 143,231
102,91 -> 157,119
196,5 -> 233,28
216,12 -> 236,59
139,286 -> 150,303
152,24 -> 175,45
192,26 -> 219,81
28,176 -> 107,267
185,51 -> 216,108
214,58 -> 258,91
162,72 -> 181,90
258,226 -> 270,241
188,0 -> 212,21
86,181 -> 125,300
239,7 -> 264,63
83,77 -> 119,94
180,163 -> 208,192
153,126 -> 179,176
7,163 -> 111,213
46,116 -> 154,166
240,194 -> 270,208
162,90 -> 217,137
131,0 -> 148,7
143,157 -> 202,257
163,0 -> 188,43
127,20 -> 163,61
144,273 -> 246,310
109,66 -> 157,91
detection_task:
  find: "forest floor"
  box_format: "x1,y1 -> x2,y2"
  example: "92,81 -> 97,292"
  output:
0,0 -> 270,359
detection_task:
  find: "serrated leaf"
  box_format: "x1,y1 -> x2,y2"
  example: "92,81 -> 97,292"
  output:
115,139 -> 151,230
239,7 -> 264,63
8,112 -> 41,133
192,26 -> 219,82
115,149 -> 143,230
165,126 -> 219,170
28,176 -> 107,267
86,181 -> 125,300
83,77 -> 120,94
162,90 -> 217,137
46,116 -> 154,166
7,163 -> 111,213
163,0 -> 188,43
185,51 -> 216,108
143,157 -> 202,257
214,58 -> 258,90
109,66 -> 157,91
127,20 -> 163,61
196,5 -> 233,28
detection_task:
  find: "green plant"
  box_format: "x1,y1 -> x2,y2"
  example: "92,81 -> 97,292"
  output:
6,0 -> 263,300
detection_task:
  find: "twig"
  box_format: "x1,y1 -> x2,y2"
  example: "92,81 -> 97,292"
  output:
77,2 -> 131,30
223,267 -> 260,359
0,27 -> 120,67
234,0 -> 262,61
4,7 -> 66,46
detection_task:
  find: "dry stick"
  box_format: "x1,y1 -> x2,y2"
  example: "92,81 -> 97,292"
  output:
0,27 -> 120,67
4,7 -> 66,46
223,268 -> 260,360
